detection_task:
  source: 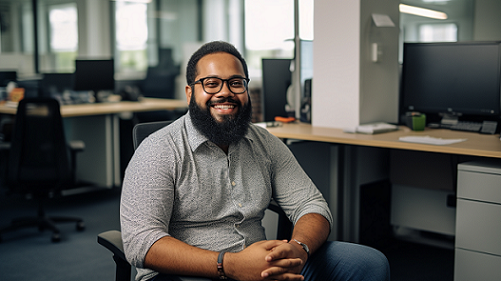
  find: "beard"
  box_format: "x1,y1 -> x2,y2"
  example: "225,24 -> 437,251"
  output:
189,94 -> 252,146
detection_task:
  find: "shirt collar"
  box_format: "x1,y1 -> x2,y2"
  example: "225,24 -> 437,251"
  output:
185,112 -> 209,152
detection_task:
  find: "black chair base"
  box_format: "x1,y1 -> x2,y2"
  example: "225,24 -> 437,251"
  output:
0,203 -> 85,242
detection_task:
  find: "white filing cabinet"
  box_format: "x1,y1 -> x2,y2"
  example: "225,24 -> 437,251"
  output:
455,161 -> 501,281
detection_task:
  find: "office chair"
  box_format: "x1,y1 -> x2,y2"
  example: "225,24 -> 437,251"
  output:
98,120 -> 293,281
0,98 -> 85,242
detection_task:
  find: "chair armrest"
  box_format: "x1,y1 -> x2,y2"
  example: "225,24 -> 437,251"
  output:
97,230 -> 127,262
0,142 -> 10,151
69,140 -> 85,152
97,230 -> 132,281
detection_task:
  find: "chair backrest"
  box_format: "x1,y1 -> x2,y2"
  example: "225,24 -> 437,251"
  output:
7,98 -> 71,191
132,120 -> 173,150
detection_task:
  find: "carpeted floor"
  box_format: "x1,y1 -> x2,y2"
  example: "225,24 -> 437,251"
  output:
0,187 -> 122,281
0,186 -> 454,281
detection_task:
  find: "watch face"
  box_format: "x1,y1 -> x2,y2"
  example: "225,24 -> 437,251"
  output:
301,242 -> 309,254
303,243 -> 310,253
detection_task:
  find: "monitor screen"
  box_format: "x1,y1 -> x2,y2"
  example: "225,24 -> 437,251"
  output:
41,73 -> 75,96
261,59 -> 292,122
401,41 -> 501,121
74,59 -> 115,92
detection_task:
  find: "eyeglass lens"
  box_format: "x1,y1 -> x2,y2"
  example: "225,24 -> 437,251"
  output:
202,78 -> 247,94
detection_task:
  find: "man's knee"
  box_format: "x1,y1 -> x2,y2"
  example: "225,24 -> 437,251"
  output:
306,241 -> 390,281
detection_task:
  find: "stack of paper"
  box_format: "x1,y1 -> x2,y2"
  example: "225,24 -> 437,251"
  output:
399,136 -> 467,145
355,122 -> 398,134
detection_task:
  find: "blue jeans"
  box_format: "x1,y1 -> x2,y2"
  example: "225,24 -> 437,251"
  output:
150,241 -> 390,281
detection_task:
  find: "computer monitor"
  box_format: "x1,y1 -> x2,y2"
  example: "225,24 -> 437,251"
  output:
0,71 -> 17,87
41,73 -> 75,97
401,41 -> 501,124
261,59 -> 292,122
74,59 -> 115,102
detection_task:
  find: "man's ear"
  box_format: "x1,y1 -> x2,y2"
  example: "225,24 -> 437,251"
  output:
185,85 -> 192,105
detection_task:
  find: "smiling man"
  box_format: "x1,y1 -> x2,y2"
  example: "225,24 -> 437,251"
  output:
186,50 -> 253,153
120,41 -> 390,281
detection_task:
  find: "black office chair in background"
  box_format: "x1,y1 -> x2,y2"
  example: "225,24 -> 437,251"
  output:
98,120 -> 293,281
0,98 -> 85,242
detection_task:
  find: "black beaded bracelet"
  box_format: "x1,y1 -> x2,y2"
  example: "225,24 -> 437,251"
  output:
217,251 -> 228,279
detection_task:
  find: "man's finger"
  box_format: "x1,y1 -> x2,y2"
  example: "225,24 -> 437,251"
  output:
265,242 -> 296,261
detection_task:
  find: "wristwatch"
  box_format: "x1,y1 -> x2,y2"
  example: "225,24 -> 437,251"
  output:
292,239 -> 310,258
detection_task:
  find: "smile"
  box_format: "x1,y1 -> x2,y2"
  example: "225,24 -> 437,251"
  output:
213,104 -> 235,110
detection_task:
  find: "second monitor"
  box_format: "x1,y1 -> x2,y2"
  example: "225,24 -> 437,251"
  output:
74,59 -> 115,102
261,59 -> 292,122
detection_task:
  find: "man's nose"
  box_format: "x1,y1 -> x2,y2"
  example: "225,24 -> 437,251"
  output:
215,81 -> 234,97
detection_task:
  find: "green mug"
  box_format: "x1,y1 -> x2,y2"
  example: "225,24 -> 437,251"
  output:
405,112 -> 426,131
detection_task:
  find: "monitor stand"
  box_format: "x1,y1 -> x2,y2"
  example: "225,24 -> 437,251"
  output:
92,90 -> 107,103
439,113 -> 460,127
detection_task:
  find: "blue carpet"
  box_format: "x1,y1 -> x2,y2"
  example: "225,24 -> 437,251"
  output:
0,188 -> 122,281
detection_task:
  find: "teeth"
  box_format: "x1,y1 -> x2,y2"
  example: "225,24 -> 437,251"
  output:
214,105 -> 235,109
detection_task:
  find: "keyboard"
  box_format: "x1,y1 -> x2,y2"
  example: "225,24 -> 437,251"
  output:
448,121 -> 483,132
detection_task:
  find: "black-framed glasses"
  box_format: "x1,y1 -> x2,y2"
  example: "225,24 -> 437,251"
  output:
191,76 -> 250,94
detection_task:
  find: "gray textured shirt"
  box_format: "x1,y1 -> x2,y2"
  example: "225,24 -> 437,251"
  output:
120,113 -> 333,281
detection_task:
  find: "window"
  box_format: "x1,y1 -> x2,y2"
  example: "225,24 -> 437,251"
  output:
244,0 -> 313,77
298,0 -> 314,40
244,0 -> 295,75
48,3 -> 78,72
115,1 -> 149,73
419,23 -> 458,42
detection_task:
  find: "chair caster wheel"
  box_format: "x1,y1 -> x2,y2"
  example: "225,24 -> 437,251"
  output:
76,221 -> 85,231
51,233 -> 61,242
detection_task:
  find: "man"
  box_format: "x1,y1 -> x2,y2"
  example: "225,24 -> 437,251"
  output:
121,41 -> 390,281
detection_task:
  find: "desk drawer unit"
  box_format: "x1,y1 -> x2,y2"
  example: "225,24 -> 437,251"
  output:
455,161 -> 501,281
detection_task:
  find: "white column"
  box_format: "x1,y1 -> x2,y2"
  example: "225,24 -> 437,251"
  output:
77,0 -> 112,58
312,0 -> 400,129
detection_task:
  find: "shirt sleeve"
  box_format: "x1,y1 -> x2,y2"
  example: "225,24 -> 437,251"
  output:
263,132 -> 334,228
120,135 -> 175,268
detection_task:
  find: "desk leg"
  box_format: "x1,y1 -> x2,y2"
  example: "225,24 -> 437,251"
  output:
112,114 -> 121,187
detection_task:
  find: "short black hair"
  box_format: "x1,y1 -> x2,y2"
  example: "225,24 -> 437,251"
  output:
186,41 -> 249,86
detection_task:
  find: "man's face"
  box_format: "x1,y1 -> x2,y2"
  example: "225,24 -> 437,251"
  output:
185,52 -> 252,146
185,52 -> 249,123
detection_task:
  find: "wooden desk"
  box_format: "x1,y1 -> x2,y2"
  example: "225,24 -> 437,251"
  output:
266,122 -> 501,245
0,98 -> 187,188
266,122 -> 501,158
0,98 -> 188,117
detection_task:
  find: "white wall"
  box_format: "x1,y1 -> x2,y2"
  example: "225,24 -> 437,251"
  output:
312,0 -> 400,129
474,0 -> 501,41
359,0 -> 400,125
0,53 -> 35,75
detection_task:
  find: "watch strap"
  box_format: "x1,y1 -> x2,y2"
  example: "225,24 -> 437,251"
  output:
293,239 -> 310,258
217,251 -> 227,279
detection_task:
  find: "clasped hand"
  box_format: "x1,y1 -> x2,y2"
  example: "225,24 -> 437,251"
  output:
225,240 -> 307,281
